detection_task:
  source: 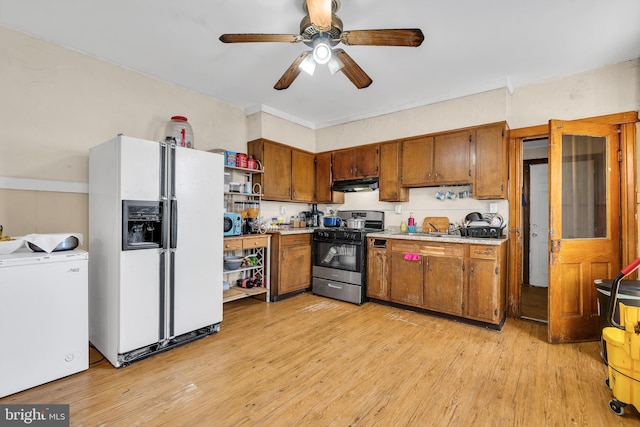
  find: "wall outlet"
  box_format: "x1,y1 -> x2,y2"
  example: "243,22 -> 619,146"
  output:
489,203 -> 498,214
279,205 -> 286,215
395,205 -> 402,214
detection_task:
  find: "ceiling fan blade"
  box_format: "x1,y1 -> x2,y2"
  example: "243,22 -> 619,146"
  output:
306,0 -> 332,31
219,33 -> 302,43
340,29 -> 424,47
334,49 -> 372,89
274,52 -> 311,90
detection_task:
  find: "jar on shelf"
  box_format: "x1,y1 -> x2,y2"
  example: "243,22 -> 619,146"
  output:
165,116 -> 194,149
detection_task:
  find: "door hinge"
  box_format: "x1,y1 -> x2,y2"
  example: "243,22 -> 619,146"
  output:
468,135 -> 472,142
551,240 -> 561,253
618,150 -> 623,162
501,129 -> 505,137
462,263 -> 465,272
468,169 -> 472,177
495,267 -> 499,275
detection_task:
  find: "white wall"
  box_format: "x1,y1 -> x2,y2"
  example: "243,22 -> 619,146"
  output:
0,24 -> 638,238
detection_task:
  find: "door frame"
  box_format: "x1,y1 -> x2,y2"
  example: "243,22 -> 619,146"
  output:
507,112 -> 638,319
523,158 -> 549,287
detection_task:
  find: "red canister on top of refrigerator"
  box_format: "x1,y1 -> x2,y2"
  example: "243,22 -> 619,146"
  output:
165,116 -> 194,149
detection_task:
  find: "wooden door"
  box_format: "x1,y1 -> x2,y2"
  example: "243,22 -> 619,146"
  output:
433,130 -> 472,184
291,149 -> 315,202
367,247 -> 389,300
314,152 -> 344,204
475,124 -> 508,199
355,145 -> 379,178
401,136 -> 434,186
424,253 -> 464,316
332,149 -> 355,180
249,140 -> 292,201
548,120 -> 621,343
379,141 -> 408,202
390,252 -> 424,307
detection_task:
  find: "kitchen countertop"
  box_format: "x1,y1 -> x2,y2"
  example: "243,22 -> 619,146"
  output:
367,231 -> 508,245
266,228 -> 315,235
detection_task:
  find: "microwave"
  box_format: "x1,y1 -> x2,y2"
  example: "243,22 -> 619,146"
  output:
224,213 -> 242,236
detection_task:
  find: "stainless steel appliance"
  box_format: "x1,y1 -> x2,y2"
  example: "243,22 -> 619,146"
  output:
89,135 -> 224,367
312,210 -> 384,305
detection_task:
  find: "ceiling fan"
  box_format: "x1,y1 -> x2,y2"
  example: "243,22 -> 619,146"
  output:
219,0 -> 424,90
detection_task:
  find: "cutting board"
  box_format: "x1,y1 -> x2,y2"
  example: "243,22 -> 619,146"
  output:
422,217 -> 450,233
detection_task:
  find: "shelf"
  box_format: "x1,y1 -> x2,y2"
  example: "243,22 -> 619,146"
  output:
223,285 -> 268,303
223,265 -> 263,275
224,165 -> 263,174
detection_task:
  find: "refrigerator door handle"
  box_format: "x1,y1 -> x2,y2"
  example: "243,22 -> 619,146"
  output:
169,251 -> 176,337
159,250 -> 166,340
170,200 -> 178,249
169,144 -> 176,199
160,140 -> 168,200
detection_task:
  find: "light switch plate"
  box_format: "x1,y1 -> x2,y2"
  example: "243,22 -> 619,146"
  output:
395,205 -> 402,214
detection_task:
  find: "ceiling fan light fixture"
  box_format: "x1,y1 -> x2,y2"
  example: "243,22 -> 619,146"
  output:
328,54 -> 344,75
312,35 -> 332,64
299,54 -> 317,75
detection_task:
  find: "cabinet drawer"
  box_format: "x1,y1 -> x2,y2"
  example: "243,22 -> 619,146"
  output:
223,238 -> 243,251
282,233 -> 311,247
391,241 -> 464,257
243,235 -> 270,249
470,245 -> 497,259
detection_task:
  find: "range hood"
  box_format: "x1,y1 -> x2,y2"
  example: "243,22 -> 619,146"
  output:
332,177 -> 379,193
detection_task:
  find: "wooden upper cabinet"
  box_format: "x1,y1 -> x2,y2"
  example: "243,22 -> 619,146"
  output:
248,138 -> 314,202
401,136 -> 434,187
433,130 -> 473,184
379,141 -> 409,202
332,145 -> 379,180
291,149 -> 315,203
315,152 -> 344,204
474,123 -> 508,199
248,139 -> 291,201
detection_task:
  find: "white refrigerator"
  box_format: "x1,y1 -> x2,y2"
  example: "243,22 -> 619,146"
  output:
89,135 -> 223,367
0,249 -> 89,398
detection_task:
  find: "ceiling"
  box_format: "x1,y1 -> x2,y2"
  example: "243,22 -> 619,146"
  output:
1,0 -> 639,129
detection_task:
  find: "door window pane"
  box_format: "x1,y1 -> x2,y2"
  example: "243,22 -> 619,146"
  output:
561,134 -> 607,238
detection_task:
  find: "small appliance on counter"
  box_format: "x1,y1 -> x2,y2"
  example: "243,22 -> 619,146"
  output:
224,212 -> 242,236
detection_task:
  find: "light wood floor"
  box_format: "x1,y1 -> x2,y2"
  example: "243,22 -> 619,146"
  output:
2,293 -> 638,426
521,285 -> 548,322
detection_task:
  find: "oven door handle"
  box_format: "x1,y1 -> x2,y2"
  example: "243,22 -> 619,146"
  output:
313,239 -> 363,246
327,283 -> 343,289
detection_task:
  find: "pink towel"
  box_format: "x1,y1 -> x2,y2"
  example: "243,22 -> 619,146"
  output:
404,253 -> 420,261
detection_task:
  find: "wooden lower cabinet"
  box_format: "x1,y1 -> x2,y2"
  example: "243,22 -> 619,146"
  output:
367,240 -> 389,299
369,237 -> 507,326
390,251 -> 424,307
424,245 -> 467,316
467,244 -> 507,324
270,233 -> 312,300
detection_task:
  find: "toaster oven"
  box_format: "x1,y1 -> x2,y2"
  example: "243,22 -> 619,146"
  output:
224,213 -> 242,236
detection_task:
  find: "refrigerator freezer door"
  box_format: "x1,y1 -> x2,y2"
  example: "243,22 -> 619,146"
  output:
0,250 -> 88,398
171,147 -> 224,337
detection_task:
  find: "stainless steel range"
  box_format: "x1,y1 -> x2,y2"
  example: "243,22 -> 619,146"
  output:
312,210 -> 384,305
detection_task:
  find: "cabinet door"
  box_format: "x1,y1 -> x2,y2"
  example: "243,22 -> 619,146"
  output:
390,252 -> 424,307
467,246 -> 502,323
424,255 -> 465,316
401,136 -> 434,186
315,152 -> 344,204
292,149 -> 315,202
379,141 -> 409,202
332,150 -> 355,181
367,247 -> 389,300
475,123 -> 508,199
249,140 -> 292,201
355,145 -> 379,178
433,130 -> 472,184
280,245 -> 312,294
